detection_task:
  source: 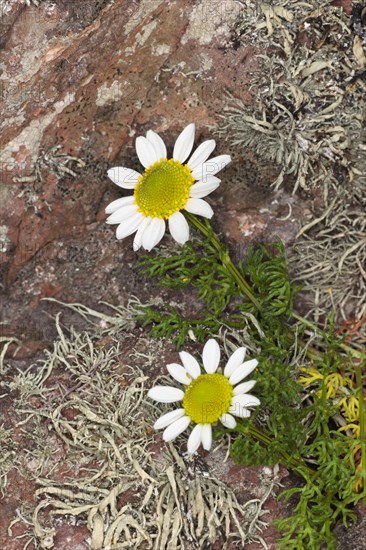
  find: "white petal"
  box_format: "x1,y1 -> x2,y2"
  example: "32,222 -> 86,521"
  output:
201,424 -> 212,450
106,204 -> 138,224
105,195 -> 135,214
115,212 -> 143,240
146,130 -> 167,159
187,424 -> 203,454
168,212 -> 190,245
133,217 -> 152,252
136,136 -> 160,168
163,415 -> 191,442
147,385 -> 184,403
142,218 -> 166,251
179,351 -> 201,379
224,347 -> 247,378
228,405 -> 251,419
219,413 -> 237,429
233,380 -> 257,396
189,177 -> 220,199
185,198 -> 213,219
107,167 -> 141,189
154,408 -> 185,430
191,154 -> 231,180
187,139 -> 216,170
229,359 -> 258,385
230,394 -> 260,415
202,339 -> 220,374
167,363 -> 191,385
173,123 -> 195,163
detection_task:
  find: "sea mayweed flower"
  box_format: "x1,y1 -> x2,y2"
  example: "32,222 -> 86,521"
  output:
105,123 -> 231,251
148,339 -> 260,454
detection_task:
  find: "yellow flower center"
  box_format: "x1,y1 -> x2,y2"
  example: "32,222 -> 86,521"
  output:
183,373 -> 233,424
134,159 -> 194,219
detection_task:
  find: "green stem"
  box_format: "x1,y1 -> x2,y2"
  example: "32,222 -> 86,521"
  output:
185,211 -> 366,361
176,317 -> 252,330
355,363 -> 366,504
235,423 -> 315,479
184,212 -> 262,311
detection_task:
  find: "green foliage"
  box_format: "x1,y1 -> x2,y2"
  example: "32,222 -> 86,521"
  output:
275,429 -> 358,550
138,239 -> 240,317
230,344 -> 362,549
137,236 -> 294,346
137,306 -> 222,348
230,430 -> 274,466
136,234 -> 364,549
241,241 -> 294,321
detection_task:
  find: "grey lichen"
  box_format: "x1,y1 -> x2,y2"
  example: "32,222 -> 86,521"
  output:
218,0 -> 366,322
3,307 -> 273,549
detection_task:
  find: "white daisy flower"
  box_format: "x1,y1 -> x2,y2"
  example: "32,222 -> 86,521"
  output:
105,123 -> 231,251
148,339 -> 260,454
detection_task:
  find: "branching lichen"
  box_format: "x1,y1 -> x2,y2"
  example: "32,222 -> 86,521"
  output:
4,318 -> 273,549
217,0 -> 366,322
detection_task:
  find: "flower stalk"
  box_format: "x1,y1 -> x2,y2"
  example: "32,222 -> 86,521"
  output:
183,211 -> 262,311
355,363 -> 366,504
235,423 -> 315,479
184,212 -> 366,362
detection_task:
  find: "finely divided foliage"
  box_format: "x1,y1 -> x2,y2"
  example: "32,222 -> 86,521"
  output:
137,234 -> 366,548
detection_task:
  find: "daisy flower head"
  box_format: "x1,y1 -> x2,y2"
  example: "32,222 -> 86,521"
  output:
105,124 -> 231,251
148,339 -> 260,454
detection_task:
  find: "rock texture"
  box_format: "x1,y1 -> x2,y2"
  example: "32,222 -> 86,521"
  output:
0,0 -> 308,355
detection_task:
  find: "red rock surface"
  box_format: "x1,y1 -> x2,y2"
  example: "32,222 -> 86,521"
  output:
0,0 -> 307,356
332,0 -> 353,13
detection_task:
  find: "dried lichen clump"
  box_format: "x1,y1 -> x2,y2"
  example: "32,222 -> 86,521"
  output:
219,1 -> 366,321
0,0 -> 43,8
0,425 -> 16,496
290,210 -> 366,322
3,312 -> 273,549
